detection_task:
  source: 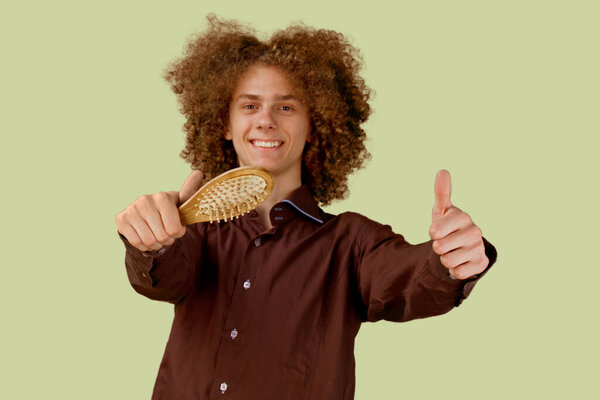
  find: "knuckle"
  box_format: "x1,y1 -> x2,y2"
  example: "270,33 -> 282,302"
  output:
481,255 -> 489,269
156,191 -> 175,205
475,241 -> 486,255
141,237 -> 157,248
434,239 -> 445,253
133,196 -> 151,211
468,226 -> 481,242
460,213 -> 472,225
115,212 -> 124,226
429,226 -> 438,238
440,254 -> 448,266
155,233 -> 171,243
116,212 -> 132,228
167,226 -> 185,238
156,191 -> 170,201
131,202 -> 141,213
454,269 -> 467,280
145,240 -> 162,250
136,194 -> 151,204
129,237 -> 144,249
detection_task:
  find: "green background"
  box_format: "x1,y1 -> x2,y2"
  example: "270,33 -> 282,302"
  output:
1,0 -> 598,398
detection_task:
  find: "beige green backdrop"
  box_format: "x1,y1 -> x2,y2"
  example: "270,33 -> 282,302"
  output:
1,0 -> 597,399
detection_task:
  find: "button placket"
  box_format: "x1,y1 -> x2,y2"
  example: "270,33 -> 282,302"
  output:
216,231 -> 274,394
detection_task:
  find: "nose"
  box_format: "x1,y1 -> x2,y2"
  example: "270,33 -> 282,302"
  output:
257,108 -> 276,130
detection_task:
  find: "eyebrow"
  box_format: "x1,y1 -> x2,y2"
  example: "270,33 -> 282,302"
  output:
235,93 -> 300,102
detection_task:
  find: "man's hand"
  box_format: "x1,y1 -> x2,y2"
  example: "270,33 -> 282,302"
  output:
116,170 -> 204,252
428,169 -> 489,280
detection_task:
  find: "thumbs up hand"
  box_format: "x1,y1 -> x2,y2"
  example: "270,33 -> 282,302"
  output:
428,170 -> 489,280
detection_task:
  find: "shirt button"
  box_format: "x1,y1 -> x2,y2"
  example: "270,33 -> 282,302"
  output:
230,329 -> 238,339
254,238 -> 261,247
243,279 -> 251,289
220,382 -> 228,394
142,273 -> 147,278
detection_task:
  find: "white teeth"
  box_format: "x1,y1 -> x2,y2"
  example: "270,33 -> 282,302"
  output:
252,140 -> 282,148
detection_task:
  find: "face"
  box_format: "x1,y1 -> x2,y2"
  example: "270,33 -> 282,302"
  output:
225,64 -> 311,181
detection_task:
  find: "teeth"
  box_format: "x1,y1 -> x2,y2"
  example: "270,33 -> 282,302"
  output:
252,140 -> 282,148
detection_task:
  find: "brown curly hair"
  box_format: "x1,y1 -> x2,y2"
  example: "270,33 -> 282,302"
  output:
163,14 -> 372,206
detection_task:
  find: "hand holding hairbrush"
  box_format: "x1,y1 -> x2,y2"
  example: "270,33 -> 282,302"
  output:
178,166 -> 274,225
116,166 -> 273,252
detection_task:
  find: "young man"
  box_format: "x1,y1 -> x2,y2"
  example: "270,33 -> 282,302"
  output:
116,15 -> 497,400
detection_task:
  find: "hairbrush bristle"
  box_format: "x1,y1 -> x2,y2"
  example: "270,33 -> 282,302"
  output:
194,176 -> 267,222
178,167 -> 274,225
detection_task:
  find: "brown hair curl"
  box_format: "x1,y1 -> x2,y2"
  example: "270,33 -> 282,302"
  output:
164,14 -> 372,206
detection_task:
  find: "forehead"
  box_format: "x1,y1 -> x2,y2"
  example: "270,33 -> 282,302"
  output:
232,64 -> 298,97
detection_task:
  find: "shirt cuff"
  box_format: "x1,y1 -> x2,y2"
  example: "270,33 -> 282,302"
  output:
427,236 -> 498,307
118,231 -> 177,287
118,232 -> 173,257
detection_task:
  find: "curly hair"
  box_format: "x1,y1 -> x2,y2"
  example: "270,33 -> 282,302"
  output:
163,14 -> 372,206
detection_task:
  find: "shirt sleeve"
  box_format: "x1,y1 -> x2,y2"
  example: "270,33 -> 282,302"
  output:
117,224 -> 205,304
353,216 -> 498,323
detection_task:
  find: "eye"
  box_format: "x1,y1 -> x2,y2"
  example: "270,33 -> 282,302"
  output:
280,105 -> 293,111
243,104 -> 257,110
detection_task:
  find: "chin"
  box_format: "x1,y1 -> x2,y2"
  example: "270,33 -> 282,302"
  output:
256,163 -> 280,174
244,158 -> 279,172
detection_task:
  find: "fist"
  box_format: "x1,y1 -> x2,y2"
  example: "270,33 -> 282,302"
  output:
116,170 -> 204,252
428,170 -> 489,280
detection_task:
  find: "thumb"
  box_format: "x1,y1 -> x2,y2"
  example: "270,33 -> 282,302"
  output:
432,169 -> 452,218
178,170 -> 205,205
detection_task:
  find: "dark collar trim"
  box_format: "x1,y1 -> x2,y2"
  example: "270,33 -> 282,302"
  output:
281,199 -> 324,224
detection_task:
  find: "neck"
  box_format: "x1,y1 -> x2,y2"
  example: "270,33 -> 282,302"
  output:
254,167 -> 302,229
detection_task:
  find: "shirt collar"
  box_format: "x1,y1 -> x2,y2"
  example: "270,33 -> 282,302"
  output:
271,185 -> 324,225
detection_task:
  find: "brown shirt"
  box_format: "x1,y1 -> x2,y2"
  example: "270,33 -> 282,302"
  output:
119,185 -> 497,400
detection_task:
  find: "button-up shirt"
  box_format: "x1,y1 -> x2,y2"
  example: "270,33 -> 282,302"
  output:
119,185 -> 497,400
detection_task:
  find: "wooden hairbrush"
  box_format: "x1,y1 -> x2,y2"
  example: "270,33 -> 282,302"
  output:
178,166 -> 274,225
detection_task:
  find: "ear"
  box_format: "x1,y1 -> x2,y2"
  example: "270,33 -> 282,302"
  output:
305,124 -> 314,143
224,126 -> 232,140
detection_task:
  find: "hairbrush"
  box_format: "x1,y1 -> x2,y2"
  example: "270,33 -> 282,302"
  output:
178,166 -> 274,225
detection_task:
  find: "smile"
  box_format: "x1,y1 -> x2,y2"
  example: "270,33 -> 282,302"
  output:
250,140 -> 283,148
